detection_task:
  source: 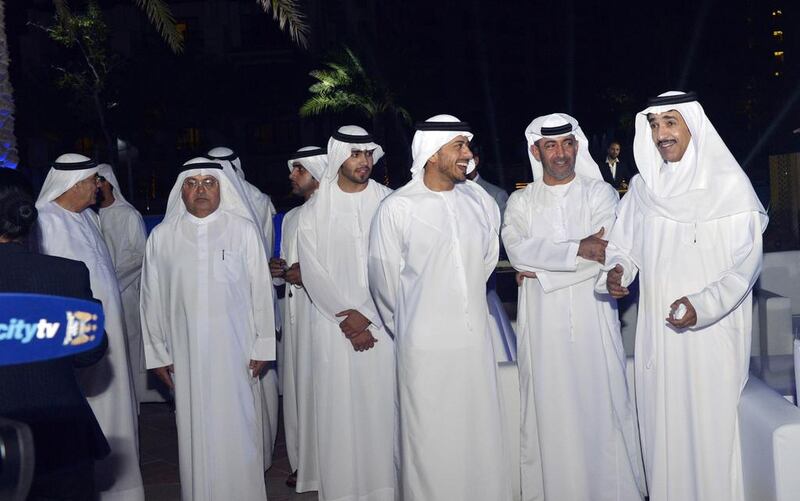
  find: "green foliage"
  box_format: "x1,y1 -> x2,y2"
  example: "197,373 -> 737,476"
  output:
131,0 -> 183,53
256,0 -> 309,49
300,46 -> 411,124
47,0 -> 111,96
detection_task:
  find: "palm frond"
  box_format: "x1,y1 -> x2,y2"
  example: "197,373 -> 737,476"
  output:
255,0 -> 309,49
131,0 -> 183,53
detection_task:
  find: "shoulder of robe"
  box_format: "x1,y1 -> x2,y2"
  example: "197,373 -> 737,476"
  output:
368,179 -> 394,197
506,183 -> 535,207
581,174 -> 619,201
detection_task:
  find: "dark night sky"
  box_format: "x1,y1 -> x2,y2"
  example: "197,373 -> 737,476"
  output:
7,0 -> 797,203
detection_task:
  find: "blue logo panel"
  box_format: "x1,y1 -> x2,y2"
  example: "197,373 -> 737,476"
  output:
0,293 -> 106,366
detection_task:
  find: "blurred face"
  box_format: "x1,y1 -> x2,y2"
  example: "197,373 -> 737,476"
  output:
432,135 -> 473,183
289,162 -> 319,198
607,142 -> 620,160
648,110 -> 692,162
71,173 -> 100,210
339,149 -> 374,185
532,134 -> 578,184
96,176 -> 114,203
181,174 -> 220,218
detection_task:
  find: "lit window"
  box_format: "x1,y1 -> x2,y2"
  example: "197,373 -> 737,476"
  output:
177,128 -> 201,149
773,10 -> 783,16
775,71 -> 781,76
774,50 -> 785,64
773,30 -> 784,41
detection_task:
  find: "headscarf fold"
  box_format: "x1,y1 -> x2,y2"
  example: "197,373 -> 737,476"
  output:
410,114 -> 475,178
632,91 -> 767,227
287,146 -> 327,181
97,163 -> 135,211
208,146 -> 245,179
163,157 -> 253,224
524,113 -> 601,182
35,153 -> 99,209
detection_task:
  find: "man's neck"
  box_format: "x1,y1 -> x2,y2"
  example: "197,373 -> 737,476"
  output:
422,168 -> 456,192
98,194 -> 115,209
337,176 -> 368,193
542,172 -> 576,186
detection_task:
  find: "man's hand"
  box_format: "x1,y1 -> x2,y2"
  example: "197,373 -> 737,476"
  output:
606,264 -> 629,299
578,227 -> 608,264
285,263 -> 302,286
349,330 -> 378,352
516,271 -> 537,286
335,309 -> 371,338
666,297 -> 698,329
269,257 -> 286,279
249,359 -> 268,378
151,364 -> 174,390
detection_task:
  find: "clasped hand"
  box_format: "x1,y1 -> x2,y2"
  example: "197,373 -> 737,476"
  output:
336,309 -> 378,352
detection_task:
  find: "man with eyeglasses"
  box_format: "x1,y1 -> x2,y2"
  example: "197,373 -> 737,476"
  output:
140,157 -> 276,501
35,153 -> 145,500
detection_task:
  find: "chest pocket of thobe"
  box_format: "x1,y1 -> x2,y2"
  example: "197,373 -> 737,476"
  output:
212,249 -> 243,283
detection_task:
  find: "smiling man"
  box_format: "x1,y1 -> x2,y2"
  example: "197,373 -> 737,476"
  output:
140,157 -> 275,501
369,115 -> 510,500
600,92 -> 768,501
502,114 -> 644,501
36,153 -> 144,500
296,127 -> 396,501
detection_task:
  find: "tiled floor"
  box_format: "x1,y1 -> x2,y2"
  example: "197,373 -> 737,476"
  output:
140,401 -> 317,500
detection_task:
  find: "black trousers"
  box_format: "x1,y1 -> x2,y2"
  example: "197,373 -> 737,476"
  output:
26,459 -> 96,501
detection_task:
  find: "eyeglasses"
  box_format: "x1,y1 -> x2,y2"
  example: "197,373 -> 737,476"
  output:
182,178 -> 219,190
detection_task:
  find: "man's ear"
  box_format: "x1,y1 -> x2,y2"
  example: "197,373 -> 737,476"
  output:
530,144 -> 541,162
428,151 -> 440,165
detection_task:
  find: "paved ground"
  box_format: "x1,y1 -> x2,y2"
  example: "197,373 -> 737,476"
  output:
140,401 -> 316,500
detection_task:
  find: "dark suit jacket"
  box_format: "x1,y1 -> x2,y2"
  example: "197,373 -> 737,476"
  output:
0,242 -> 110,476
599,159 -> 637,189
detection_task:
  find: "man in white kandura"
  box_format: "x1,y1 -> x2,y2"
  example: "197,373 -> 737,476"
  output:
269,146 -> 325,492
96,164 -> 151,405
369,115 -> 510,501
140,158 -> 276,501
502,114 -> 644,501
599,91 -> 767,501
36,153 -> 144,501
207,147 -> 280,469
297,126 -> 395,501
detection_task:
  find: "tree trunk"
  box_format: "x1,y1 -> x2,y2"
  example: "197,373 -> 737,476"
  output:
0,0 -> 19,169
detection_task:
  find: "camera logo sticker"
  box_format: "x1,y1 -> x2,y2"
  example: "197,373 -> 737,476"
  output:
63,310 -> 99,346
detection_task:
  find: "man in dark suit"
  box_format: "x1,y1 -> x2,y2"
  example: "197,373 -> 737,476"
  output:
0,168 -> 109,500
599,141 -> 637,190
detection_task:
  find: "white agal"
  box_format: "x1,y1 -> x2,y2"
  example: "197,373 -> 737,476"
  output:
503,174 -> 644,501
36,167 -> 144,501
369,176 -> 511,501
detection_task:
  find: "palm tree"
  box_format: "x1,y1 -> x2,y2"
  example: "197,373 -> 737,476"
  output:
300,46 -> 412,185
300,46 -> 411,128
0,0 -> 309,169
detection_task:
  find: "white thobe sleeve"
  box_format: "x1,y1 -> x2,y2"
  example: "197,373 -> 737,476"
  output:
595,191 -> 640,293
297,213 -> 384,328
246,225 -> 277,361
140,235 -> 172,369
368,203 -> 403,336
686,212 -> 763,329
483,195 -> 501,281
537,183 -> 618,292
114,211 -> 147,292
502,191 -> 579,273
